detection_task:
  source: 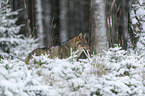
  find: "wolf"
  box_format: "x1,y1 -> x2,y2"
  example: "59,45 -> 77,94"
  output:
25,33 -> 90,64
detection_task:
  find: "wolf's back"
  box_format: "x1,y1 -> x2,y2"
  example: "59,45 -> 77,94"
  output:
25,47 -> 49,64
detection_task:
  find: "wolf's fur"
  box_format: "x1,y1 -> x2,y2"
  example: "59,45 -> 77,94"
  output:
25,33 -> 90,64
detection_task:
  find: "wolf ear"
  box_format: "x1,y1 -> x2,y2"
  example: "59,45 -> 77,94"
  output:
83,33 -> 86,38
77,33 -> 83,40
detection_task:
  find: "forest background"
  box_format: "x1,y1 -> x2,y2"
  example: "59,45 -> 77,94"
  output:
8,0 -> 134,53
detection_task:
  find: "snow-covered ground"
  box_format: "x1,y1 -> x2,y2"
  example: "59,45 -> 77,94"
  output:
0,47 -> 144,96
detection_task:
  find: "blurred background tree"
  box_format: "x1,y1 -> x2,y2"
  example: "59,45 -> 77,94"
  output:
106,0 -> 132,50
8,0 -> 134,54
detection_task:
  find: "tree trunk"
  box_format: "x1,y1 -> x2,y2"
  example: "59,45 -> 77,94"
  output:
59,0 -> 68,44
91,0 -> 107,54
121,0 -> 128,50
68,0 -> 75,38
35,0 -> 44,46
51,0 -> 60,46
41,0 -> 52,46
28,0 -> 37,37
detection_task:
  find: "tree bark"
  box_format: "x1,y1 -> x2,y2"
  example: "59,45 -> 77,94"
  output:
121,0 -> 128,50
35,0 -> 44,45
28,0 -> 37,37
59,0 -> 68,44
41,0 -> 52,46
91,0 -> 107,54
51,0 -> 60,46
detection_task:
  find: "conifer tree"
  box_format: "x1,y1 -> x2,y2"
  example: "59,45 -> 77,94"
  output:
0,0 -> 38,59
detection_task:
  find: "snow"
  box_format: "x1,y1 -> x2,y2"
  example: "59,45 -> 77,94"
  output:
0,48 -> 144,96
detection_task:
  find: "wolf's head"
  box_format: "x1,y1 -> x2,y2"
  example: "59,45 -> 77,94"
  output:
74,33 -> 90,52
63,33 -> 90,58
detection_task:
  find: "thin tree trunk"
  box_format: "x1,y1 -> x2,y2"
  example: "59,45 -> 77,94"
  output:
106,0 -> 130,50
51,0 -> 60,46
74,0 -> 80,35
35,0 -> 44,46
68,0 -> 75,38
122,0 -> 129,50
41,0 -> 51,46
28,0 -> 37,37
59,0 -> 68,44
